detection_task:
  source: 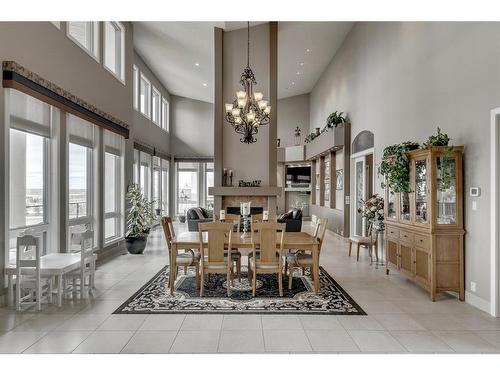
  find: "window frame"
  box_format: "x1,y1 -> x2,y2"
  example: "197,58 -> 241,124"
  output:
68,141 -> 93,226
103,21 -> 125,83
176,162 -> 200,215
161,97 -> 169,132
104,151 -> 123,243
67,21 -> 100,61
152,87 -> 161,126
133,65 -> 139,110
139,73 -> 152,119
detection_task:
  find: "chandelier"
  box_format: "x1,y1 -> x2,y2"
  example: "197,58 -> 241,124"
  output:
224,22 -> 271,144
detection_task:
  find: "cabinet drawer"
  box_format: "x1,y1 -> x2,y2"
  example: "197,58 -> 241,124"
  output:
387,227 -> 399,239
414,234 -> 431,250
399,230 -> 414,243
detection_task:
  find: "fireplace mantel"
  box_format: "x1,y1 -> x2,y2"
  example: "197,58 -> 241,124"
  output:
208,186 -> 282,197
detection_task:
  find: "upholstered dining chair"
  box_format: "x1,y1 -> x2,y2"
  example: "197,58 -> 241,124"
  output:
348,222 -> 378,262
249,222 -> 286,297
284,218 -> 328,290
213,213 -> 242,281
161,216 -> 200,291
198,221 -> 234,297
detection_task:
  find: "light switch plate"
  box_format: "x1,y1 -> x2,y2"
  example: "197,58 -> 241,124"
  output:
471,281 -> 477,292
472,201 -> 477,211
470,187 -> 481,197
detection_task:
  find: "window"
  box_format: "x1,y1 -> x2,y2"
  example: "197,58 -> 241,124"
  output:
139,151 -> 152,200
176,162 -> 199,215
133,149 -> 139,184
153,157 -> 161,212
205,162 -> 214,210
68,143 -> 90,219
161,159 -> 169,215
104,130 -> 124,242
104,21 -> 125,81
67,21 -> 99,59
161,98 -> 169,131
140,74 -> 151,118
152,88 -> 161,125
133,65 -> 139,110
8,90 -> 54,264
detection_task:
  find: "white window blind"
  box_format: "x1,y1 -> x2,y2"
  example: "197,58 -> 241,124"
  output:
68,114 -> 94,148
104,129 -> 123,156
9,89 -> 51,137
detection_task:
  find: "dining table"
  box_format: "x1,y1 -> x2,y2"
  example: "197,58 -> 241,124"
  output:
5,253 -> 93,308
169,230 -> 320,294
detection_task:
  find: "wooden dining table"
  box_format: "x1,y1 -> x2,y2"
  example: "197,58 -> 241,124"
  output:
169,230 -> 320,294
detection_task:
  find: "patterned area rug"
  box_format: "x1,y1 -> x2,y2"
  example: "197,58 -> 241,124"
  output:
114,266 -> 365,315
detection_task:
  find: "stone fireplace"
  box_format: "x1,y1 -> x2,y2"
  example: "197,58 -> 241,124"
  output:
222,196 -> 268,211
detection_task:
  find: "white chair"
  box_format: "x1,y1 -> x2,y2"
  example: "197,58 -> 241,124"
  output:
15,234 -> 52,311
65,230 -> 96,299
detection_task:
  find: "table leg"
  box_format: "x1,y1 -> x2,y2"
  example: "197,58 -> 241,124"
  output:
313,243 -> 320,293
8,275 -> 14,307
57,275 -> 63,307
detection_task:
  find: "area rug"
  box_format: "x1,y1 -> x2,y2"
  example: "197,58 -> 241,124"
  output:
113,266 -> 366,315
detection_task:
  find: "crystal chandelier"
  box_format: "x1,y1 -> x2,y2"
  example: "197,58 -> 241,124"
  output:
224,22 -> 271,144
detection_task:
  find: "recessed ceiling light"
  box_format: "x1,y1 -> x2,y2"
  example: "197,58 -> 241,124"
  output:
202,83 -> 208,87
291,82 -> 295,85
195,62 -> 200,67
299,62 -> 304,66
296,71 -> 301,75
306,48 -> 311,53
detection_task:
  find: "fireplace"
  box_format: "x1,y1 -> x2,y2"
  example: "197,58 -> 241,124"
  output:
226,206 -> 263,216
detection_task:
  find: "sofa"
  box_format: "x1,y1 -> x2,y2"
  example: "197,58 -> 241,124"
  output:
187,207 -> 213,232
278,208 -> 303,232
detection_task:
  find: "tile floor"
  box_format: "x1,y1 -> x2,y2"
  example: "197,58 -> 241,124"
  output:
1,223 -> 500,354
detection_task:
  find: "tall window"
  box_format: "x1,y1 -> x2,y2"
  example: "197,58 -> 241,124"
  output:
153,156 -> 161,212
67,21 -> 99,59
140,73 -> 151,118
161,159 -> 169,215
152,88 -> 161,125
176,162 -> 199,215
104,21 -> 125,81
133,65 -> 139,110
8,90 -> 53,263
161,98 -> 169,131
205,162 -> 214,210
139,151 -> 152,200
133,149 -> 139,184
104,130 -> 124,242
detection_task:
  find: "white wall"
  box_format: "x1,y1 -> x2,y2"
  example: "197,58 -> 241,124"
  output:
309,22 -> 500,305
277,93 -> 309,148
170,95 -> 214,158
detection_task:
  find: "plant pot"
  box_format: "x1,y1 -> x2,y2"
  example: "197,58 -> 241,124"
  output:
179,215 -> 186,223
125,235 -> 148,254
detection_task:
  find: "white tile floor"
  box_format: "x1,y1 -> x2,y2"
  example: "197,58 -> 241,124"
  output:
1,223 -> 500,354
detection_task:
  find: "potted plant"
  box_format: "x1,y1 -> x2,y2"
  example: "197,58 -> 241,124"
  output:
378,141 -> 420,193
421,127 -> 453,191
358,194 -> 385,232
125,183 -> 156,254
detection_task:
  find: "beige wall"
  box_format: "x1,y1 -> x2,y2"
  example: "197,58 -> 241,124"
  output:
0,22 -> 133,126
223,24 -> 270,185
170,95 -> 214,157
309,22 -> 500,305
277,93 -> 309,148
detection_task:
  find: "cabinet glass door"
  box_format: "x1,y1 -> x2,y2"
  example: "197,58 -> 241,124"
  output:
400,192 -> 411,222
436,155 -> 457,225
414,159 -> 428,224
387,190 -> 397,220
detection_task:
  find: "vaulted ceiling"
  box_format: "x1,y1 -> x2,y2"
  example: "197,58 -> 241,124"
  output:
133,22 -> 353,103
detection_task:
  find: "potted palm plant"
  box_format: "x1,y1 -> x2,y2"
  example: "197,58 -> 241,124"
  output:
125,183 -> 156,254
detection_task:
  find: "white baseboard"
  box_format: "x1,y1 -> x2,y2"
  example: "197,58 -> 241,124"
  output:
465,291 -> 491,315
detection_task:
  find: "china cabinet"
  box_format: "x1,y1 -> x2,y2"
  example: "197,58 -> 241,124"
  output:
384,146 -> 464,301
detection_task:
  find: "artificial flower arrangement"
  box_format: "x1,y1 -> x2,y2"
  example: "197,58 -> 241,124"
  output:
357,194 -> 385,231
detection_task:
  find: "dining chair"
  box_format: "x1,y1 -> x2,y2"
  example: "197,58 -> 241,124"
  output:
348,222 -> 378,262
284,218 -> 328,290
250,213 -> 277,230
198,221 -> 234,297
249,222 -> 286,297
65,230 -> 95,299
215,213 -> 242,281
15,234 -> 52,311
161,216 -> 200,291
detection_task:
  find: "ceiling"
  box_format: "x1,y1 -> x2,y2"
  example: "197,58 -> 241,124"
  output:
133,22 -> 353,103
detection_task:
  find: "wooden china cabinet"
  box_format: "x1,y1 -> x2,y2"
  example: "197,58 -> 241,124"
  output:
384,146 -> 465,301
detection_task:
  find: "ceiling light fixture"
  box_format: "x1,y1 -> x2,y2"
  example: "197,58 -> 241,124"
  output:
202,83 -> 208,87
306,48 -> 311,53
224,22 -> 270,144
195,62 -> 200,67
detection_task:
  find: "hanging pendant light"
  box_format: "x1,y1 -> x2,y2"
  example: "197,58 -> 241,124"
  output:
224,22 -> 271,144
